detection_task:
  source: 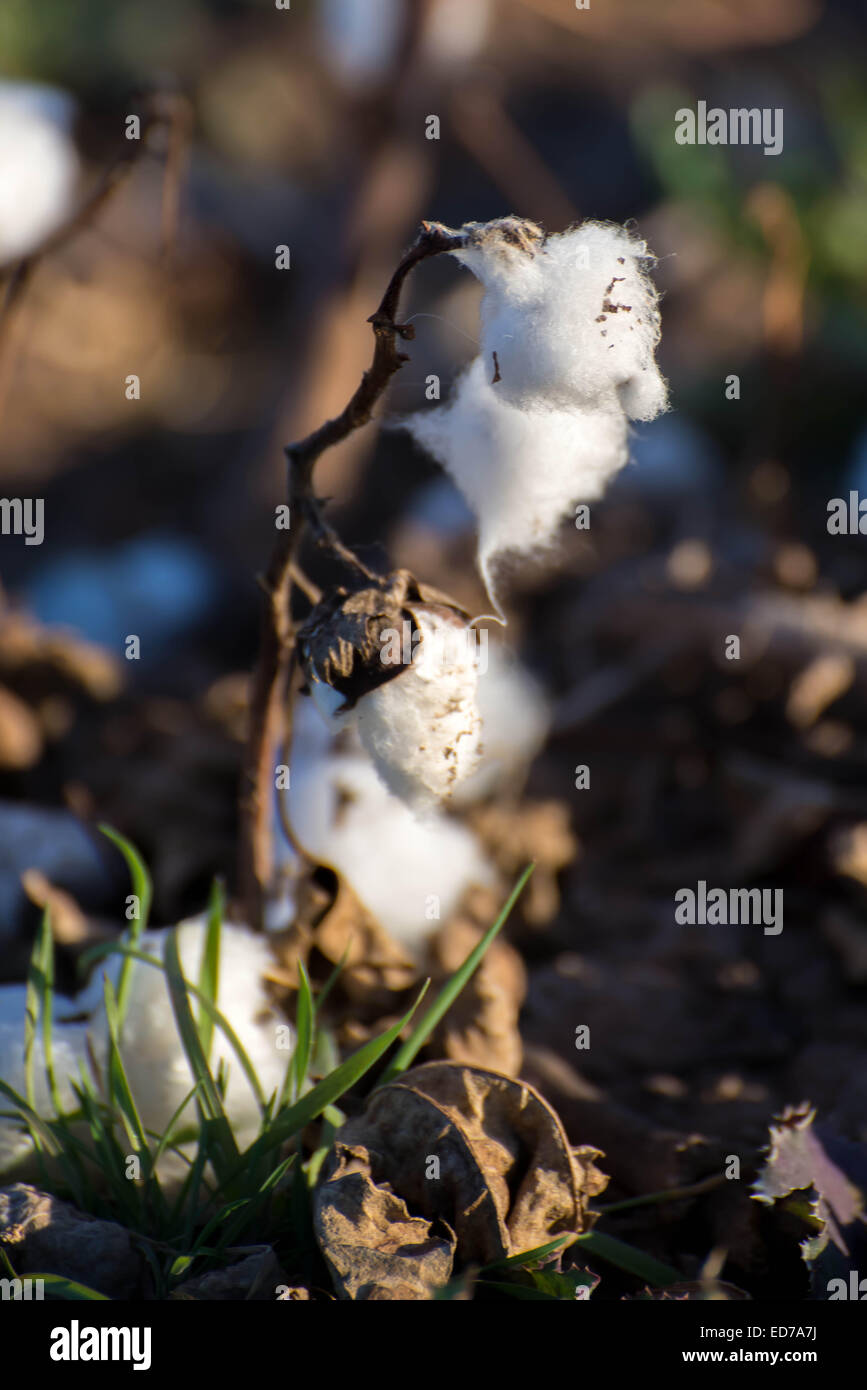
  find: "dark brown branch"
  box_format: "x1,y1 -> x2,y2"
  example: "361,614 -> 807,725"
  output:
238,220 -> 466,927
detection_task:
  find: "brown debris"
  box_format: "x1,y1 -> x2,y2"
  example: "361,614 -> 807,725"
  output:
467,800 -> 577,927
314,1061 -> 607,1299
427,897 -> 527,1075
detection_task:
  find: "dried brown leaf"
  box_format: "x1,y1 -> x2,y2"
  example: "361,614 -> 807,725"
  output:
314,1062 -> 607,1299
314,1142 -> 457,1300
427,909 -> 526,1075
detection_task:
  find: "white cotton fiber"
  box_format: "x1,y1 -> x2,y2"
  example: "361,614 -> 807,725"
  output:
279,699 -> 493,955
399,217 -> 668,605
450,644 -> 550,805
406,355 -> 630,601
355,608 -> 482,809
82,918 -> 288,1145
452,219 -> 668,419
0,82 -> 79,262
0,985 -> 89,1175
0,920 -> 288,1181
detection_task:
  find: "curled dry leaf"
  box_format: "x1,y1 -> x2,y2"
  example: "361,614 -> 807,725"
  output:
752,1102 -> 864,1263
314,1062 -> 607,1299
312,1142 -> 457,1301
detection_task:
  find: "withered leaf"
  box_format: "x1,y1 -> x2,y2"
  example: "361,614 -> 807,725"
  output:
427,905 -> 526,1076
752,1103 -> 864,1262
313,1142 -> 456,1300
314,1062 -> 608,1299
468,801 -> 577,927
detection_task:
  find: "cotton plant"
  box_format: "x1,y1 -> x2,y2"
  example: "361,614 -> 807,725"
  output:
280,215 -> 665,832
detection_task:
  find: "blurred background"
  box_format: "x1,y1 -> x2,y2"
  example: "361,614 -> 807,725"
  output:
0,0 -> 866,1285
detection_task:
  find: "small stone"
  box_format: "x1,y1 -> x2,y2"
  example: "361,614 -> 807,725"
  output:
0,1183 -> 144,1299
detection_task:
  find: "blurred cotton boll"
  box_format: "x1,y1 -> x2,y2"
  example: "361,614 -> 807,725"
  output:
79,919 -> 287,1150
422,0 -> 491,67
278,699 -> 493,957
355,607 -> 482,809
0,920 -> 286,1186
0,985 -> 89,1176
0,81 -> 80,263
317,0 -> 404,89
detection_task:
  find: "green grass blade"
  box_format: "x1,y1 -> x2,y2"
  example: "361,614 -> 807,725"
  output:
99,825 -> 152,1027
25,1273 -> 109,1301
197,879 -> 224,1062
378,864 -> 534,1086
483,1234 -> 573,1270
0,1081 -> 62,1156
150,1082 -> 204,1173
287,960 -> 313,1106
572,1230 -> 680,1286
313,943 -> 350,1020
24,910 -> 54,1114
162,927 -> 239,1179
475,1278 -> 560,1300
231,983 -> 430,1180
102,976 -> 148,1155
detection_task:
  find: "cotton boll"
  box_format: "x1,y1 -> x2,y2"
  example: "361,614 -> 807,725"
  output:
450,645 -> 550,806
82,919 -> 288,1147
280,699 -> 493,955
0,985 -> 89,1176
0,82 -> 79,262
403,356 -> 629,602
354,607 -> 482,809
452,219 -> 668,420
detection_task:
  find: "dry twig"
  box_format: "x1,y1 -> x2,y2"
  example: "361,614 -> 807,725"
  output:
238,220 -> 467,926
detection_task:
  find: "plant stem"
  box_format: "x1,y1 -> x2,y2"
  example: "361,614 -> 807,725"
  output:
238,221 -> 467,927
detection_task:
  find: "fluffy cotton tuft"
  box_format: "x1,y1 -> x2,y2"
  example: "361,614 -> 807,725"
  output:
278,698 -> 493,955
355,607 -> 482,809
0,920 -> 287,1183
400,217 -> 668,604
453,219 -> 667,419
0,82 -> 79,262
82,919 -> 287,1144
406,356 -> 629,602
0,985 -> 89,1175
